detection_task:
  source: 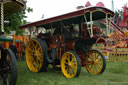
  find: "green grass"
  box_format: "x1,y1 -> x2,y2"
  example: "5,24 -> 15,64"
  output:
16,60 -> 128,85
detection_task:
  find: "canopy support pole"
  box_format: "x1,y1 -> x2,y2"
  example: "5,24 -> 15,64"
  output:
1,2 -> 4,32
106,14 -> 109,36
90,12 -> 93,37
83,12 -> 93,37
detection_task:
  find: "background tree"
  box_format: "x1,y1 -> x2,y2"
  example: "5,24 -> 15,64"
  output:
114,10 -> 122,24
4,2 -> 33,35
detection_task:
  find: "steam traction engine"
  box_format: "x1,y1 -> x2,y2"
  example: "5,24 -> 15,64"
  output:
20,6 -> 114,78
0,0 -> 25,85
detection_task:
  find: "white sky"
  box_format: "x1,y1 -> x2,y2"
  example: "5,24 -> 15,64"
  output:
26,0 -> 128,22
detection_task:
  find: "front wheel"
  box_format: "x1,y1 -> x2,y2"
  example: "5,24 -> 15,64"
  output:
85,49 -> 106,74
61,50 -> 81,78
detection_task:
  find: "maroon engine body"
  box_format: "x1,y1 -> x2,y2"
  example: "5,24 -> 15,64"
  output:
37,24 -> 102,65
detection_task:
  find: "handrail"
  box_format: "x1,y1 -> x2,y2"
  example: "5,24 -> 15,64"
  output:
107,18 -> 125,36
100,18 -> 127,37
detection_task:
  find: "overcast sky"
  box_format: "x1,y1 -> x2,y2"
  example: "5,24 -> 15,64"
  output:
25,0 -> 128,22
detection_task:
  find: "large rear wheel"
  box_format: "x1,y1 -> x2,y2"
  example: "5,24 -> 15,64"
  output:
25,38 -> 48,72
85,49 -> 106,74
61,50 -> 81,78
0,48 -> 17,85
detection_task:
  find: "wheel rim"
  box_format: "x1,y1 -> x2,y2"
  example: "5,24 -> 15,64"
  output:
86,50 -> 104,74
26,39 -> 43,72
61,52 -> 78,78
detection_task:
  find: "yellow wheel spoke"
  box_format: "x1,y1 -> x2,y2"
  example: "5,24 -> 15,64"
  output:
93,65 -> 95,72
97,64 -> 101,69
37,56 -> 43,62
98,58 -> 103,61
31,42 -> 35,47
33,58 -> 41,69
95,54 -> 99,60
94,65 -> 99,72
72,67 -> 77,74
64,61 -> 68,64
67,66 -> 70,74
90,65 -> 93,69
33,61 -> 40,70
70,59 -> 76,64
88,53 -> 93,58
36,51 -> 43,61
35,43 -> 39,48
69,68 -> 73,76
37,60 -> 41,66
27,47 -> 34,52
67,54 -> 71,62
37,47 -> 41,52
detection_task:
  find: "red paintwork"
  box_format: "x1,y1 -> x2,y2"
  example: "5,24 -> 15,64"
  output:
48,35 -> 65,59
76,51 -> 87,66
123,5 -> 127,22
119,5 -> 128,27
96,2 -> 105,7
85,1 -> 91,7
119,21 -> 127,28
50,44 -> 56,48
65,40 -> 75,50
114,5 -> 128,28
96,37 -> 106,44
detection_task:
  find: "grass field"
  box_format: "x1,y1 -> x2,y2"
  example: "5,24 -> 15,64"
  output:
17,60 -> 128,85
